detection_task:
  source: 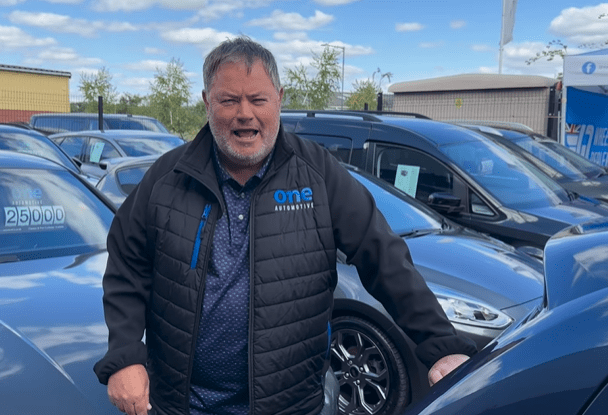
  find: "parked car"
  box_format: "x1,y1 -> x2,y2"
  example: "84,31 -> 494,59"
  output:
539,137 -> 608,177
0,150 -> 119,414
0,123 -> 97,184
461,124 -> 608,203
95,155 -> 159,208
30,112 -> 170,134
281,110 -> 608,259
98,152 -> 545,414
49,130 -> 185,180
402,216 -> 608,415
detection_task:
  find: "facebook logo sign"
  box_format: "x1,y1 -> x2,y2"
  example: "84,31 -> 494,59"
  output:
582,62 -> 596,74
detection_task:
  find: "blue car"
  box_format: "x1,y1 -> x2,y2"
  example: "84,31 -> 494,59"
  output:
402,216 -> 608,415
88,152 -> 546,415
0,151 -> 118,414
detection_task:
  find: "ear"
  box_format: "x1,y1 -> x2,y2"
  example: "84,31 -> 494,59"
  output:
278,87 -> 284,103
202,90 -> 210,112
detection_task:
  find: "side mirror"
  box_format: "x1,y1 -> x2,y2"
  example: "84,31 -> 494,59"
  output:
427,192 -> 464,215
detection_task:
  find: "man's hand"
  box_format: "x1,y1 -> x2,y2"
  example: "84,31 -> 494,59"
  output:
428,354 -> 470,386
108,364 -> 151,415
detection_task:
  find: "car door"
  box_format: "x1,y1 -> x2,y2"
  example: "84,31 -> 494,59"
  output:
82,136 -> 122,179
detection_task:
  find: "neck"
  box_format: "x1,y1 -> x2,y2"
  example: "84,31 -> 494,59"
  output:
218,154 -> 264,186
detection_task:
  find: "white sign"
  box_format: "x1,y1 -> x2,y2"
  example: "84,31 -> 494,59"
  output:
563,52 -> 608,87
394,165 -> 420,197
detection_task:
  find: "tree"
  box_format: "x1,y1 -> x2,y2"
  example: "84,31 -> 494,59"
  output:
148,58 -> 194,137
283,46 -> 341,109
526,14 -> 607,66
78,67 -> 118,113
346,69 -> 392,111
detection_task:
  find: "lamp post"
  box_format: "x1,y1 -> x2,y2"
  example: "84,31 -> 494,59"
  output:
322,43 -> 345,110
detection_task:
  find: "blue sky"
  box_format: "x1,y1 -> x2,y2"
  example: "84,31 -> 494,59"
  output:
2,0 -> 608,102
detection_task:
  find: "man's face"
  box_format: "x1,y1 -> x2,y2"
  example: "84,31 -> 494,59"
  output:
203,59 -> 284,170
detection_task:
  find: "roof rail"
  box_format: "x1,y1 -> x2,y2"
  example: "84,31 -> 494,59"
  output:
281,109 -> 430,121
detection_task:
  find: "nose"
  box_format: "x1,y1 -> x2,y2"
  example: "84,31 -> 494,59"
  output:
236,99 -> 254,120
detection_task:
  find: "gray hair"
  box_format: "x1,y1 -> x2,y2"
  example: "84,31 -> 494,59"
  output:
203,35 -> 281,93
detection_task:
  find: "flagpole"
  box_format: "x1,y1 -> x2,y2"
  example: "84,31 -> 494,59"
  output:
499,0 -> 505,74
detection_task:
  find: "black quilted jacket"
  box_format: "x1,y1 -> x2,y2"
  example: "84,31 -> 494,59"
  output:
94,123 -> 476,415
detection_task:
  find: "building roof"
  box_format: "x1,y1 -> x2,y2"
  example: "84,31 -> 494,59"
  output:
0,64 -> 71,78
389,73 -> 556,93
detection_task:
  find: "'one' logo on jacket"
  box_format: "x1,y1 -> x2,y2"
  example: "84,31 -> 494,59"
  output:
274,187 -> 314,212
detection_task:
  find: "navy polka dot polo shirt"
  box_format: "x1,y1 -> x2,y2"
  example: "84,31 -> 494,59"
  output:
189,146 -> 272,415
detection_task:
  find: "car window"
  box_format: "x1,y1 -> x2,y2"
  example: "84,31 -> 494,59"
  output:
440,140 -> 570,208
541,140 -> 607,179
0,169 -> 113,261
115,136 -> 184,156
299,134 -> 352,163
375,146 -> 460,203
87,138 -> 121,163
57,136 -> 86,159
0,131 -> 79,174
511,137 -> 586,181
117,165 -> 151,195
348,170 -> 443,235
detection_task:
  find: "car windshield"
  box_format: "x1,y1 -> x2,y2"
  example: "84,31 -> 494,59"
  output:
0,131 -> 79,174
510,136 -> 587,181
105,118 -> 170,133
116,136 -> 184,156
440,139 -> 570,208
348,169 -> 444,235
0,169 -> 113,261
540,140 -> 607,179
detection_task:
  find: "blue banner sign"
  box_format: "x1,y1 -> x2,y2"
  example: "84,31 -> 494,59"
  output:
564,87 -> 608,167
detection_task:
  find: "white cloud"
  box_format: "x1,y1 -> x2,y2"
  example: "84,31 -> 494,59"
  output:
160,27 -> 235,49
120,77 -> 154,91
450,20 -> 466,29
0,0 -> 25,5
8,11 -> 137,38
145,47 -> 166,55
549,4 -> 608,45
498,41 -> 566,78
0,25 -> 56,50
124,60 -> 169,71
42,0 -> 83,3
93,0 -> 208,12
471,44 -> 493,52
247,10 -> 334,31
396,22 -> 424,32
419,41 -> 443,49
35,47 -> 103,66
273,31 -> 309,41
313,0 -> 360,5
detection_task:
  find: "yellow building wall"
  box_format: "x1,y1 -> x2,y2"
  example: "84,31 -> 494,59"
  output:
0,70 -> 70,113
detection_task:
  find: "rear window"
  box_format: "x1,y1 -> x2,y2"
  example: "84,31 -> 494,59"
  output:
0,169 -> 113,261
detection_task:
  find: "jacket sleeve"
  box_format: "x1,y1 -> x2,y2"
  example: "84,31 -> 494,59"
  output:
93,171 -> 156,385
324,158 -> 477,369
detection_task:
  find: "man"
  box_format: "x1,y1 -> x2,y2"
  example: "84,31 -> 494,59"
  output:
94,36 -> 476,415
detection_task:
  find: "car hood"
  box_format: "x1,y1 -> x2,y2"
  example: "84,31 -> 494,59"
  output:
406,228 -> 544,310
401,218 -> 608,415
519,196 -> 608,231
0,250 -> 118,415
561,179 -> 608,203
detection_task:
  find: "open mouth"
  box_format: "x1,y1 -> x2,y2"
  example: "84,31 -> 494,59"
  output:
234,129 -> 259,138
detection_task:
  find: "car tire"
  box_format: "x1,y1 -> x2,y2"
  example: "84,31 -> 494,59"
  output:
330,316 -> 410,415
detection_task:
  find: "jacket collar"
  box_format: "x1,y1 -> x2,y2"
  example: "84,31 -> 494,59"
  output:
175,121 -> 295,185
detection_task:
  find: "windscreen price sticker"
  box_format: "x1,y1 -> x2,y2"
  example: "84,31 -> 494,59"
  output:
4,205 -> 66,228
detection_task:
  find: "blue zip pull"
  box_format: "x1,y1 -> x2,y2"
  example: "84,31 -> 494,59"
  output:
190,204 -> 212,269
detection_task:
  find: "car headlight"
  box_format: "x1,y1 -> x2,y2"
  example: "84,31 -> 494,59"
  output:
436,296 -> 513,329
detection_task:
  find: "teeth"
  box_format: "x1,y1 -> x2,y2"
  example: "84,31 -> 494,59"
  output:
234,130 -> 258,137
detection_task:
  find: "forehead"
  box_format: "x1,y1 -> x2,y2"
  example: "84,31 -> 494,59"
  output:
210,60 -> 275,94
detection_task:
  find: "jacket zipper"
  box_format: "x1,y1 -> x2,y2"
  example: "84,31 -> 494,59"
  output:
190,204 -> 212,269
184,203 -> 216,413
